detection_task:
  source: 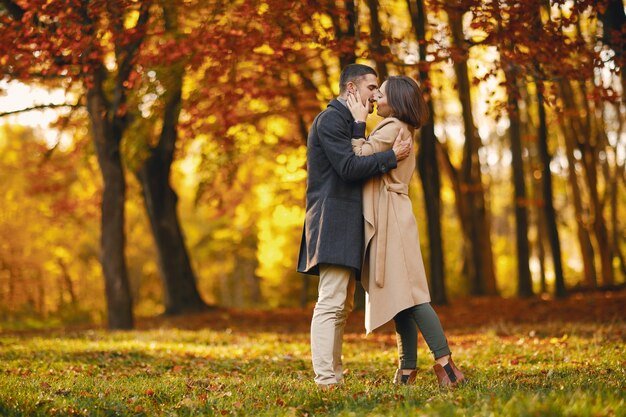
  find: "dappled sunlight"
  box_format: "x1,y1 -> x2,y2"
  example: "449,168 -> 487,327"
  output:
0,317 -> 623,416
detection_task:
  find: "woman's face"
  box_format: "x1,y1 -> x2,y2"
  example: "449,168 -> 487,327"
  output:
375,81 -> 392,118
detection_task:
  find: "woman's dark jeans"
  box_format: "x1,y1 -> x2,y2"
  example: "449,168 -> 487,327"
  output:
393,303 -> 451,369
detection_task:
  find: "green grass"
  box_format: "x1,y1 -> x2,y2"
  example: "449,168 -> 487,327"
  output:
0,321 -> 624,416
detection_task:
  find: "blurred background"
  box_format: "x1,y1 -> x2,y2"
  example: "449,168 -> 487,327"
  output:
0,0 -> 624,329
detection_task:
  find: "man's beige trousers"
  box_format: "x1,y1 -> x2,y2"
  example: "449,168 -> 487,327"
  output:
310,264 -> 356,385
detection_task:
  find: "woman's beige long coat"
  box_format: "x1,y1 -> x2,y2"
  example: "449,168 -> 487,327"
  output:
352,117 -> 431,334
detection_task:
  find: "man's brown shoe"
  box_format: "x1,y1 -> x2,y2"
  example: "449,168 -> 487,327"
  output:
316,383 -> 338,391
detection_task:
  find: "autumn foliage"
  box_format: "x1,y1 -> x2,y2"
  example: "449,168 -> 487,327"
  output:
0,0 -> 625,328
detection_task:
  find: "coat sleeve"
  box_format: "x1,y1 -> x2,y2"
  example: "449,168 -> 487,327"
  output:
317,110 -> 397,182
351,120 -> 401,157
367,121 -> 401,154
351,138 -> 371,156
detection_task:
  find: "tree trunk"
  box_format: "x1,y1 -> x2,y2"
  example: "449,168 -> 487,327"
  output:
366,0 -> 389,79
598,0 -> 626,105
87,71 -> 134,329
556,80 -> 597,288
136,3 -> 208,315
536,203 -> 548,294
579,81 -> 615,286
230,233 -> 262,307
506,72 -> 533,297
448,7 -> 497,295
36,270 -> 45,316
137,155 -> 208,314
492,0 -> 532,298
408,0 -> 446,304
535,81 -> 566,298
561,80 -> 614,286
330,0 -> 357,69
57,258 -> 77,305
588,153 -> 615,287
610,103 -> 626,280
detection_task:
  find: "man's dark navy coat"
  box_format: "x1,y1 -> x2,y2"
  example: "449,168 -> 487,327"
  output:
297,99 -> 397,276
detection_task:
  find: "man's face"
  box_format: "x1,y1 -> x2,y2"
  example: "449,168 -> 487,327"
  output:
348,74 -> 379,113
375,81 -> 391,118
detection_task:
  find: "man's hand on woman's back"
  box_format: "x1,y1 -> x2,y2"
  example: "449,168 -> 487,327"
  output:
392,128 -> 412,161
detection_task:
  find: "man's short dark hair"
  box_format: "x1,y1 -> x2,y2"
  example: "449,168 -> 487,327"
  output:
339,64 -> 378,94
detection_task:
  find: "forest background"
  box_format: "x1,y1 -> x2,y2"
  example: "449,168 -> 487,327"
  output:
0,0 -> 625,330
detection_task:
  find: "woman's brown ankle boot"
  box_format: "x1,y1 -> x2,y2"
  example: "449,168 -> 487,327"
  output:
433,357 -> 465,388
393,368 -> 417,384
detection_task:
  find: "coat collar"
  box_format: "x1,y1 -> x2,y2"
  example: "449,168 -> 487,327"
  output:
328,98 -> 354,122
369,117 -> 401,136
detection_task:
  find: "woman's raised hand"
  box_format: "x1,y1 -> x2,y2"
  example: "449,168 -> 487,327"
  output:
347,90 -> 369,122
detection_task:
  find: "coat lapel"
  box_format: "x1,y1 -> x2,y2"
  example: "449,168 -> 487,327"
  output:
328,99 -> 354,123
368,117 -> 397,138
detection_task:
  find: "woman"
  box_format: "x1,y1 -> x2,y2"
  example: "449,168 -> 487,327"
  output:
347,76 -> 466,388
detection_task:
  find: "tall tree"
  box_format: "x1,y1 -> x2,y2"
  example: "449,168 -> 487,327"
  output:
598,0 -> 626,105
134,1 -> 208,314
0,0 -> 225,325
446,3 -> 497,295
557,80 -> 598,288
407,0 -> 447,304
534,78 -> 566,297
506,72 -> 533,297
329,0 -> 357,69
493,0 -> 533,297
366,0 -> 390,79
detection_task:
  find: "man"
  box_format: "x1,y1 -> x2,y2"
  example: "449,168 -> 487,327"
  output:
297,64 -> 412,388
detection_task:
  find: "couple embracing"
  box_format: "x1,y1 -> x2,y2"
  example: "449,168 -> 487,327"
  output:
297,64 -> 466,389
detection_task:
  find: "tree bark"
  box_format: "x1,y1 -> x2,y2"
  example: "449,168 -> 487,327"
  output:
82,1 -> 149,329
137,152 -> 208,314
535,198 -> 548,295
87,67 -> 134,329
57,259 -> 77,305
578,81 -> 615,286
330,0 -> 357,69
492,0 -> 532,297
506,73 -> 533,297
136,3 -> 208,315
407,0 -> 446,304
535,81 -> 566,298
556,80 -> 597,288
610,103 -> 626,280
366,0 -> 389,79
560,80 -> 614,286
598,0 -> 626,105
448,7 -> 497,295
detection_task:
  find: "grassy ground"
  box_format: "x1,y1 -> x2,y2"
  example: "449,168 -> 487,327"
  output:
0,293 -> 624,416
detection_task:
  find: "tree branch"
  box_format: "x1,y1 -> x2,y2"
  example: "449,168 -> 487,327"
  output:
0,102 -> 83,118
3,70 -> 68,80
111,1 -> 151,127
